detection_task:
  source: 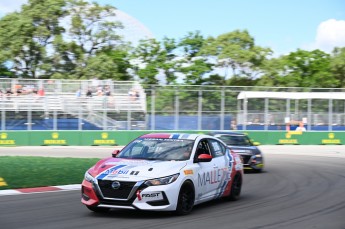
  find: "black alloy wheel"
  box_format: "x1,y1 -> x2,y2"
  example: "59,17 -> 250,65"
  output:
175,181 -> 195,215
227,173 -> 242,201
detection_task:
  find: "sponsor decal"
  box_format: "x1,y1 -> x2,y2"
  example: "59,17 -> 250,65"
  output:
322,133 -> 341,144
43,133 -> 67,145
144,138 -> 185,142
109,169 -> 129,175
97,165 -> 127,180
278,132 -> 298,144
0,177 -> 7,186
183,169 -> 194,175
106,159 -> 152,165
141,192 -> 163,200
0,133 -> 15,145
279,139 -> 298,144
93,132 -> 116,145
198,168 -> 228,187
288,131 -> 303,135
130,171 -> 140,175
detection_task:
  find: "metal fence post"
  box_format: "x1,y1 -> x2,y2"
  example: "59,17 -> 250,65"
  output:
198,90 -> 202,130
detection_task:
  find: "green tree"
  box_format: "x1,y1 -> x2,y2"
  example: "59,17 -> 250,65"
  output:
0,64 -> 14,78
52,0 -> 127,79
199,29 -> 272,86
0,0 -> 67,78
331,47 -> 345,88
258,49 -> 335,88
0,0 -> 129,79
130,39 -> 162,85
177,31 -> 214,85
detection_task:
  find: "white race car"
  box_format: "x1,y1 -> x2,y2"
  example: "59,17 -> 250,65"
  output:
81,133 -> 244,215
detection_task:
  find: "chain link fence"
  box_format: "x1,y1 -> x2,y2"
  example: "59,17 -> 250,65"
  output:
1,78 -> 345,131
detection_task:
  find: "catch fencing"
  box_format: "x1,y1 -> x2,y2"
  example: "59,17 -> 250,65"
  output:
1,78 -> 345,131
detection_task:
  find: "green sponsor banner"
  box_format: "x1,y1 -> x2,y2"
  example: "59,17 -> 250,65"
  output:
0,132 -> 29,146
30,131 -> 80,146
0,131 -> 344,146
244,131 -> 344,145
80,131 -> 145,146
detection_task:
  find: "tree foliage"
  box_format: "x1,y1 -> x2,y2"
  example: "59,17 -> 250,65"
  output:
0,1 -> 344,89
258,49 -> 336,88
331,47 -> 345,88
199,30 -> 272,85
0,0 -> 130,80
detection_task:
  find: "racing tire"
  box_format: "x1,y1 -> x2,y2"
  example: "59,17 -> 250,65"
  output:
254,168 -> 263,173
175,181 -> 195,215
227,173 -> 242,201
86,205 -> 110,213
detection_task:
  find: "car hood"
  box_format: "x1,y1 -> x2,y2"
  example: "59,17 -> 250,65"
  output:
228,146 -> 260,155
91,157 -> 187,181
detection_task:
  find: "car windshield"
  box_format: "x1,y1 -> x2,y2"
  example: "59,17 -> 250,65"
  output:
117,138 -> 194,161
216,134 -> 252,146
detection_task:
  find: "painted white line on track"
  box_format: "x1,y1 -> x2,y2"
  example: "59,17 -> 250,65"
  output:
0,184 -> 81,196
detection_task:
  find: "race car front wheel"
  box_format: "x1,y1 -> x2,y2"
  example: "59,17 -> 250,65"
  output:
86,205 -> 110,213
175,181 -> 195,215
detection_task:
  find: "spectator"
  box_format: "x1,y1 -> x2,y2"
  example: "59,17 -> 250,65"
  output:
32,88 -> 38,94
135,90 -> 140,100
128,88 -> 135,100
96,86 -> 103,96
75,89 -> 82,97
37,88 -> 45,96
5,88 -> 13,96
296,122 -> 306,132
231,120 -> 237,130
86,88 -> 93,97
104,87 -> 111,96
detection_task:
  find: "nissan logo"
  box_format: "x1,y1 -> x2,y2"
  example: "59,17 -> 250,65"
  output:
111,181 -> 121,189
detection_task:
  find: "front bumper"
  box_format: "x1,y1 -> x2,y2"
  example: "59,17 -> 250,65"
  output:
81,178 -> 180,211
239,154 -> 264,171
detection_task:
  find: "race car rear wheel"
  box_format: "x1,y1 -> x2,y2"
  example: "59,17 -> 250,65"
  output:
227,173 -> 242,201
175,181 -> 195,215
86,205 -> 110,213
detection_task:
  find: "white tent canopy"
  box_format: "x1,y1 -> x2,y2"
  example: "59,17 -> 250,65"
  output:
236,91 -> 345,131
237,91 -> 345,100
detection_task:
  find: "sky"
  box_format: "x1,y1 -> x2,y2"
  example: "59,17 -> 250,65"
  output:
0,0 -> 345,56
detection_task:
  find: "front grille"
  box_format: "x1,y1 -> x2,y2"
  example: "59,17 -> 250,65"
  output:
239,155 -> 252,164
98,180 -> 136,199
100,198 -> 135,206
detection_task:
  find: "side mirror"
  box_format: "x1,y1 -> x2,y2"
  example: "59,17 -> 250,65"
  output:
197,154 -> 212,162
253,142 -> 260,146
112,149 -> 120,158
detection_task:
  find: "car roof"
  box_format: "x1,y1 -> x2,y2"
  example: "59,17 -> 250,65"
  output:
139,133 -> 203,140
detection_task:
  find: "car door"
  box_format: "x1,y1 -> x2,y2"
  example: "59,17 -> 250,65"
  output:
194,138 -> 228,201
193,139 -> 216,202
206,138 -> 229,198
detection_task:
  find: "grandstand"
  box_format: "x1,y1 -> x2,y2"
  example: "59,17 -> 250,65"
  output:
0,79 -> 146,130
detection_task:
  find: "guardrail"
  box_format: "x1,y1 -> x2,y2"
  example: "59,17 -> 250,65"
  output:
0,131 -> 343,146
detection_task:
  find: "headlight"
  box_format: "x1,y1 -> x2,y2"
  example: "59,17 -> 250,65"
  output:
84,172 -> 95,183
144,173 -> 179,186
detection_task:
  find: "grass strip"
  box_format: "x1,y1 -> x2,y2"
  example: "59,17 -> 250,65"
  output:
0,156 -> 100,190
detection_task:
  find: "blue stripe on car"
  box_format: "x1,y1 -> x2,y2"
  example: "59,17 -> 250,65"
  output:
170,133 -> 180,139
97,164 -> 127,180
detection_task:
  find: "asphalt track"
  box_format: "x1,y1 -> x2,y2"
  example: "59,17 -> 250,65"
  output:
1,145 -> 345,229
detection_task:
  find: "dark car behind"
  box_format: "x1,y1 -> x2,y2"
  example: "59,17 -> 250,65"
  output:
208,131 -> 264,172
